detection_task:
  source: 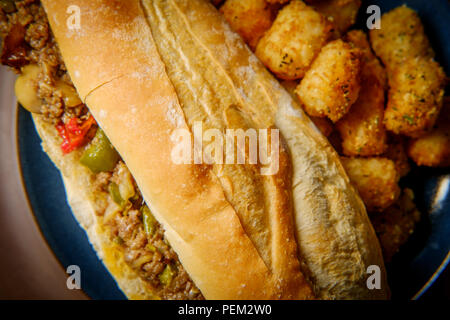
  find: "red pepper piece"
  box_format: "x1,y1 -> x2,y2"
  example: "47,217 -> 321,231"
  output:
56,116 -> 97,154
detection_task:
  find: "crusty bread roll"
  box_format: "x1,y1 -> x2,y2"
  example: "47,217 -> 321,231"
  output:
41,0 -> 389,299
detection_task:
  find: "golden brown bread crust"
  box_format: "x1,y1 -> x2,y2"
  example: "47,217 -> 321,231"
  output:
42,0 -> 313,300
42,0 -> 388,299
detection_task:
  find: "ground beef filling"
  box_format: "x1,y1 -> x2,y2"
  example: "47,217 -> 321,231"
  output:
1,0 -> 202,300
113,209 -> 201,300
0,0 -> 84,123
94,164 -> 203,300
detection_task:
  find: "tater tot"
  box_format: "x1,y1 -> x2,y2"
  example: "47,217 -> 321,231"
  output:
408,129 -> 450,167
344,30 -> 387,89
220,0 -> 275,50
312,0 -> 362,36
384,135 -> 411,177
384,56 -> 446,137
281,79 -> 334,137
336,73 -> 386,156
255,0 -> 334,80
341,157 -> 401,212
408,99 -> 450,167
369,5 -> 434,73
336,31 -> 387,156
371,188 -> 421,262
295,39 -> 362,122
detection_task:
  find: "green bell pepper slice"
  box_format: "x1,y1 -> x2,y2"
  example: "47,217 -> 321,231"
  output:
80,128 -> 119,174
159,264 -> 175,287
141,205 -> 157,236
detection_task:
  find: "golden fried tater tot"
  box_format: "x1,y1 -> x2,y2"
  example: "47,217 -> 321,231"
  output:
312,0 -> 362,37
336,31 -> 387,156
295,39 -> 362,122
281,79 -> 334,137
408,130 -> 450,167
255,0 -> 333,80
220,0 -> 275,50
384,135 -> 411,177
344,30 -> 387,89
371,188 -> 421,262
337,73 -> 386,156
369,5 -> 434,73
384,56 -> 446,137
345,30 -> 376,63
341,157 -> 401,212
408,98 -> 450,167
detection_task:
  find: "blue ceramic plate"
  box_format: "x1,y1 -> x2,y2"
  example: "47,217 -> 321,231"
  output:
16,0 -> 450,300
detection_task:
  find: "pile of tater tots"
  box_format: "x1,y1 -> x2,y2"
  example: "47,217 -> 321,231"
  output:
214,0 -> 449,262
